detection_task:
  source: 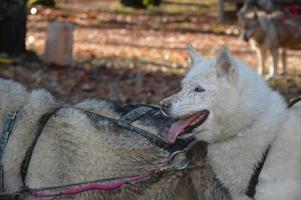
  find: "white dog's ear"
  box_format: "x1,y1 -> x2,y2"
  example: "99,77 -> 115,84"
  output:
187,44 -> 203,65
215,45 -> 237,80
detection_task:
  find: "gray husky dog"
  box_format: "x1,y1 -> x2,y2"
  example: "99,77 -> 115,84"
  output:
0,77 -> 231,200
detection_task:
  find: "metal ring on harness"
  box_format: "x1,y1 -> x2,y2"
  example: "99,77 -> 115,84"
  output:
169,150 -> 189,170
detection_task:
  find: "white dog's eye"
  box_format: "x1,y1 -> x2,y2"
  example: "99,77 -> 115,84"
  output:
194,86 -> 205,93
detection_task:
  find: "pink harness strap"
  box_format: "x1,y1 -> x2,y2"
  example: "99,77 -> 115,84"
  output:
280,12 -> 301,33
31,169 -> 160,198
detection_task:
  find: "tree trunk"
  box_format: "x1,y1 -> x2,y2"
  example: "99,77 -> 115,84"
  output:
0,0 -> 27,55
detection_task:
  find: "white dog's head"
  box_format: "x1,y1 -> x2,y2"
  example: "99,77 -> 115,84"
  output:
161,44 -> 253,144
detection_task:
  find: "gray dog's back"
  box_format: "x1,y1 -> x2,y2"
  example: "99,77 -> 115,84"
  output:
0,79 -> 231,200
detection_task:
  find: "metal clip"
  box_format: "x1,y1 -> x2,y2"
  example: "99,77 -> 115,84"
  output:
169,150 -> 189,170
158,165 -> 174,172
8,111 -> 17,120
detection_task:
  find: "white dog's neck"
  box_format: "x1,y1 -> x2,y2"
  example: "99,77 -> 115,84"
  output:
208,72 -> 288,197
208,97 -> 287,195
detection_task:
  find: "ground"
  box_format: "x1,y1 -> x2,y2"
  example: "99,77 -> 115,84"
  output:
0,0 -> 300,105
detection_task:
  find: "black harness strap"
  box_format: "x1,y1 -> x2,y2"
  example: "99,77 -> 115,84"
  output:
245,146 -> 270,198
287,96 -> 301,108
81,107 -> 172,150
119,104 -> 159,124
20,106 -> 64,191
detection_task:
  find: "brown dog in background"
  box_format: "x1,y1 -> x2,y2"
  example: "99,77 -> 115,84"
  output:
239,11 -> 301,78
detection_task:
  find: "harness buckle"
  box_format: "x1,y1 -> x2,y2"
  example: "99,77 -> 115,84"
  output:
169,150 -> 189,170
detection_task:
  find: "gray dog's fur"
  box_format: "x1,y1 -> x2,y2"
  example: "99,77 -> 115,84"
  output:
0,78 -> 231,200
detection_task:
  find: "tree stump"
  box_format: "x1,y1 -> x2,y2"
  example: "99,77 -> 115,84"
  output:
0,0 -> 27,55
43,21 -> 74,67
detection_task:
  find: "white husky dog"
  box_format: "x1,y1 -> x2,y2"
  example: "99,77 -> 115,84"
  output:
160,44 -> 301,200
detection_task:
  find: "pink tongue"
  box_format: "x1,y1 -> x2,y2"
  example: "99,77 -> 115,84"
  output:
168,116 -> 196,144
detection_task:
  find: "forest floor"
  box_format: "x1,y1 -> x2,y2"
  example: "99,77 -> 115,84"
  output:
1,0 -> 301,105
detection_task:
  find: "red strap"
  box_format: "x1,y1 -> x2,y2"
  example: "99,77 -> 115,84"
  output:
31,169 -> 160,198
280,12 -> 301,33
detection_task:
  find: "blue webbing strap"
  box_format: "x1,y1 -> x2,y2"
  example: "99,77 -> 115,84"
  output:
0,111 -> 17,192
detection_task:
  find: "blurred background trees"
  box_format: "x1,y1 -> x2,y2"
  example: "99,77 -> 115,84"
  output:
0,0 -> 27,55
0,0 -> 55,55
27,0 -> 55,7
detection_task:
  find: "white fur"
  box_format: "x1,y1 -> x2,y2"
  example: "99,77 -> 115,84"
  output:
162,45 -> 301,199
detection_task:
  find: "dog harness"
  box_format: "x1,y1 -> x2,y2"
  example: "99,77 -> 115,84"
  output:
0,104 -> 193,195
